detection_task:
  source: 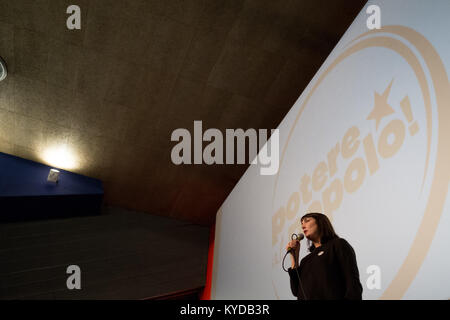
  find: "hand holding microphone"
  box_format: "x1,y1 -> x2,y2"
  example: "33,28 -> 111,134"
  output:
286,233 -> 304,269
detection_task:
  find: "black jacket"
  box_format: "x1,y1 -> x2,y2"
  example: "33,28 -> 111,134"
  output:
288,237 -> 363,300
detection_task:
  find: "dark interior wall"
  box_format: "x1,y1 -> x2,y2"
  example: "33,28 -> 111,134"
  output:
0,0 -> 367,225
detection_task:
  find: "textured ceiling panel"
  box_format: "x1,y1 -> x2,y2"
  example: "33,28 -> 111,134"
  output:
0,0 -> 366,225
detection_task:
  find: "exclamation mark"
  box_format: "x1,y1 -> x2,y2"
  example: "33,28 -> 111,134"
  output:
400,96 -> 419,136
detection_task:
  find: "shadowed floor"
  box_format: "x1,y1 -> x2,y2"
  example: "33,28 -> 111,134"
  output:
0,206 -> 209,299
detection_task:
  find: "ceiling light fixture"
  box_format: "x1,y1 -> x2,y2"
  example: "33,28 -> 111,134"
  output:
0,56 -> 7,82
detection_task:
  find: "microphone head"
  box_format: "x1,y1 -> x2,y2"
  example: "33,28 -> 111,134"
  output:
298,233 -> 305,240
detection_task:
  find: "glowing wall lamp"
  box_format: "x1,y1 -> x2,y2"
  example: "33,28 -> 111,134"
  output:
42,144 -> 78,171
47,168 -> 60,183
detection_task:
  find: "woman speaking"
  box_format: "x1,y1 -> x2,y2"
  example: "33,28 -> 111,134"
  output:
286,212 -> 363,300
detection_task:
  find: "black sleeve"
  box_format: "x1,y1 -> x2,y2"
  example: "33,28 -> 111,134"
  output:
287,267 -> 300,297
334,238 -> 363,300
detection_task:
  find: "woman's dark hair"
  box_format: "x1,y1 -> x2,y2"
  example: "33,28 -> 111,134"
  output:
300,212 -> 339,252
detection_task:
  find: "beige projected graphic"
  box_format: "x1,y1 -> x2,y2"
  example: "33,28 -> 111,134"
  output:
271,26 -> 450,299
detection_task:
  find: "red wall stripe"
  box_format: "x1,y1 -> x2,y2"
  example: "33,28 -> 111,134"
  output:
200,218 -> 215,300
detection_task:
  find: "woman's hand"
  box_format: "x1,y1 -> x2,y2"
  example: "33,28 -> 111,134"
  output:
286,240 -> 300,268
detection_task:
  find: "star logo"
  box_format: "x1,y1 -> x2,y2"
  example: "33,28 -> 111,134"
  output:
367,80 -> 396,130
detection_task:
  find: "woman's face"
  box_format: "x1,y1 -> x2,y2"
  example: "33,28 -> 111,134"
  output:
301,216 -> 319,241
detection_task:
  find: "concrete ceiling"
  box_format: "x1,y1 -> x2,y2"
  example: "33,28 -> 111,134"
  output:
0,0 -> 366,226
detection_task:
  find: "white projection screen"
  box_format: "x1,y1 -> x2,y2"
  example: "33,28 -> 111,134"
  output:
210,0 -> 450,300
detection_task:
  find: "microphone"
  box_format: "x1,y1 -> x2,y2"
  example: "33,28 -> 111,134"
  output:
287,233 -> 304,253
296,233 -> 305,241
